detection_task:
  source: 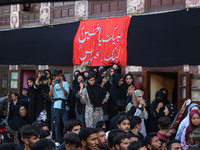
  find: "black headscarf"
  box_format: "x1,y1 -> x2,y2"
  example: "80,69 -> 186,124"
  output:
110,73 -> 124,100
97,68 -> 110,91
8,105 -> 30,131
166,104 -> 177,121
98,68 -> 107,79
27,76 -> 36,123
112,64 -> 121,74
74,70 -> 81,77
73,73 -> 84,93
27,76 -> 35,86
121,73 -> 134,98
124,73 -> 134,85
73,70 -> 81,88
73,73 -> 84,114
86,74 -> 106,108
44,69 -> 51,79
109,73 -> 124,118
112,73 -> 123,87
155,90 -> 169,105
160,88 -> 168,100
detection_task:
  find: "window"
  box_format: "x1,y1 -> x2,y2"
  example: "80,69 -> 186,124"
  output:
10,72 -> 19,88
179,75 -> 186,99
191,77 -> 200,101
2,71 -> 7,88
64,73 -> 70,83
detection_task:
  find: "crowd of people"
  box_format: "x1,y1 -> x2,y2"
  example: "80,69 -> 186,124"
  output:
0,62 -> 200,150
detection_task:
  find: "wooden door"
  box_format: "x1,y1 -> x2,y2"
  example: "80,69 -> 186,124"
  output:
131,71 -> 150,101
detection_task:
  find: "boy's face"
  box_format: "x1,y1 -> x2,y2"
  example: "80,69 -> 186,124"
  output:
117,138 -> 130,150
118,119 -> 130,133
150,136 -> 161,150
53,75 -> 60,80
71,125 -> 81,134
97,131 -> 107,149
82,133 -> 98,150
22,90 -> 28,96
170,143 -> 182,150
23,136 -> 39,149
66,144 -> 81,150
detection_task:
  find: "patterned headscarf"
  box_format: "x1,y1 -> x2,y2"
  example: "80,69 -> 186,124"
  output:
166,104 -> 177,120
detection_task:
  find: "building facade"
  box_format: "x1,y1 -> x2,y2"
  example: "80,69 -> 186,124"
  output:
1,0 -> 200,109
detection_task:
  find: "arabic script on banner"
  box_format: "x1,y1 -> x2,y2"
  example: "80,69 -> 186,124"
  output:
73,16 -> 131,66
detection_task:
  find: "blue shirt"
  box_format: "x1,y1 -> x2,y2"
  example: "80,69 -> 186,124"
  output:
0,96 -> 7,104
50,81 -> 70,110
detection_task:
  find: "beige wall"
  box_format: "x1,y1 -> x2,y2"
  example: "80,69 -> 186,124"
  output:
150,73 -> 176,103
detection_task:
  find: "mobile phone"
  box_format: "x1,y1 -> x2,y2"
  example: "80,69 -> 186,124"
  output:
108,77 -> 113,82
86,60 -> 92,65
56,79 -> 61,84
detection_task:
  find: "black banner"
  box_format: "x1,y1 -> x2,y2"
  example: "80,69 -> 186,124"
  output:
1,8 -> 200,66
0,22 -> 80,65
127,8 -> 200,67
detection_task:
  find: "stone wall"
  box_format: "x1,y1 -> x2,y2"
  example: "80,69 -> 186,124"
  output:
186,0 -> 200,7
2,0 -> 199,30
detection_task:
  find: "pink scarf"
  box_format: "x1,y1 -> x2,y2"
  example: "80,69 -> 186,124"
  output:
186,110 -> 200,133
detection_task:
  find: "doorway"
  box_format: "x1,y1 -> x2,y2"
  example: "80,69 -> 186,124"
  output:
150,72 -> 178,106
21,70 -> 36,89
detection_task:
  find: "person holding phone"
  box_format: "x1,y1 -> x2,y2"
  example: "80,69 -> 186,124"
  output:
49,70 -> 70,145
80,74 -> 109,128
34,72 -> 51,125
72,73 -> 86,126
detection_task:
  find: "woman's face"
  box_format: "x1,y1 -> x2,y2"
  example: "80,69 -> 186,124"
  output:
110,69 -> 115,76
19,106 -> 27,117
77,76 -> 84,83
118,78 -> 124,86
27,80 -> 34,87
191,106 -> 200,111
88,77 -> 96,86
94,68 -> 98,73
101,71 -> 107,77
191,113 -> 200,126
99,66 -> 104,71
84,72 -> 89,78
137,93 -> 143,102
113,64 -> 119,70
74,71 -> 79,77
125,75 -> 133,85
45,71 -> 50,79
164,106 -> 169,116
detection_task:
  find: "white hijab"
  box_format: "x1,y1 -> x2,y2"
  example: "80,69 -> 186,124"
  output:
175,103 -> 200,140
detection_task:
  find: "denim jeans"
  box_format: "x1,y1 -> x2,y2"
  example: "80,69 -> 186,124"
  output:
54,108 -> 69,143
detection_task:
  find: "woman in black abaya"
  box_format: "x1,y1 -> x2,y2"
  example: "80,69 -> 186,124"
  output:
73,73 -> 85,126
80,74 -> 108,128
121,73 -> 134,101
7,105 -> 30,144
109,73 -> 124,118
27,76 -> 36,123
